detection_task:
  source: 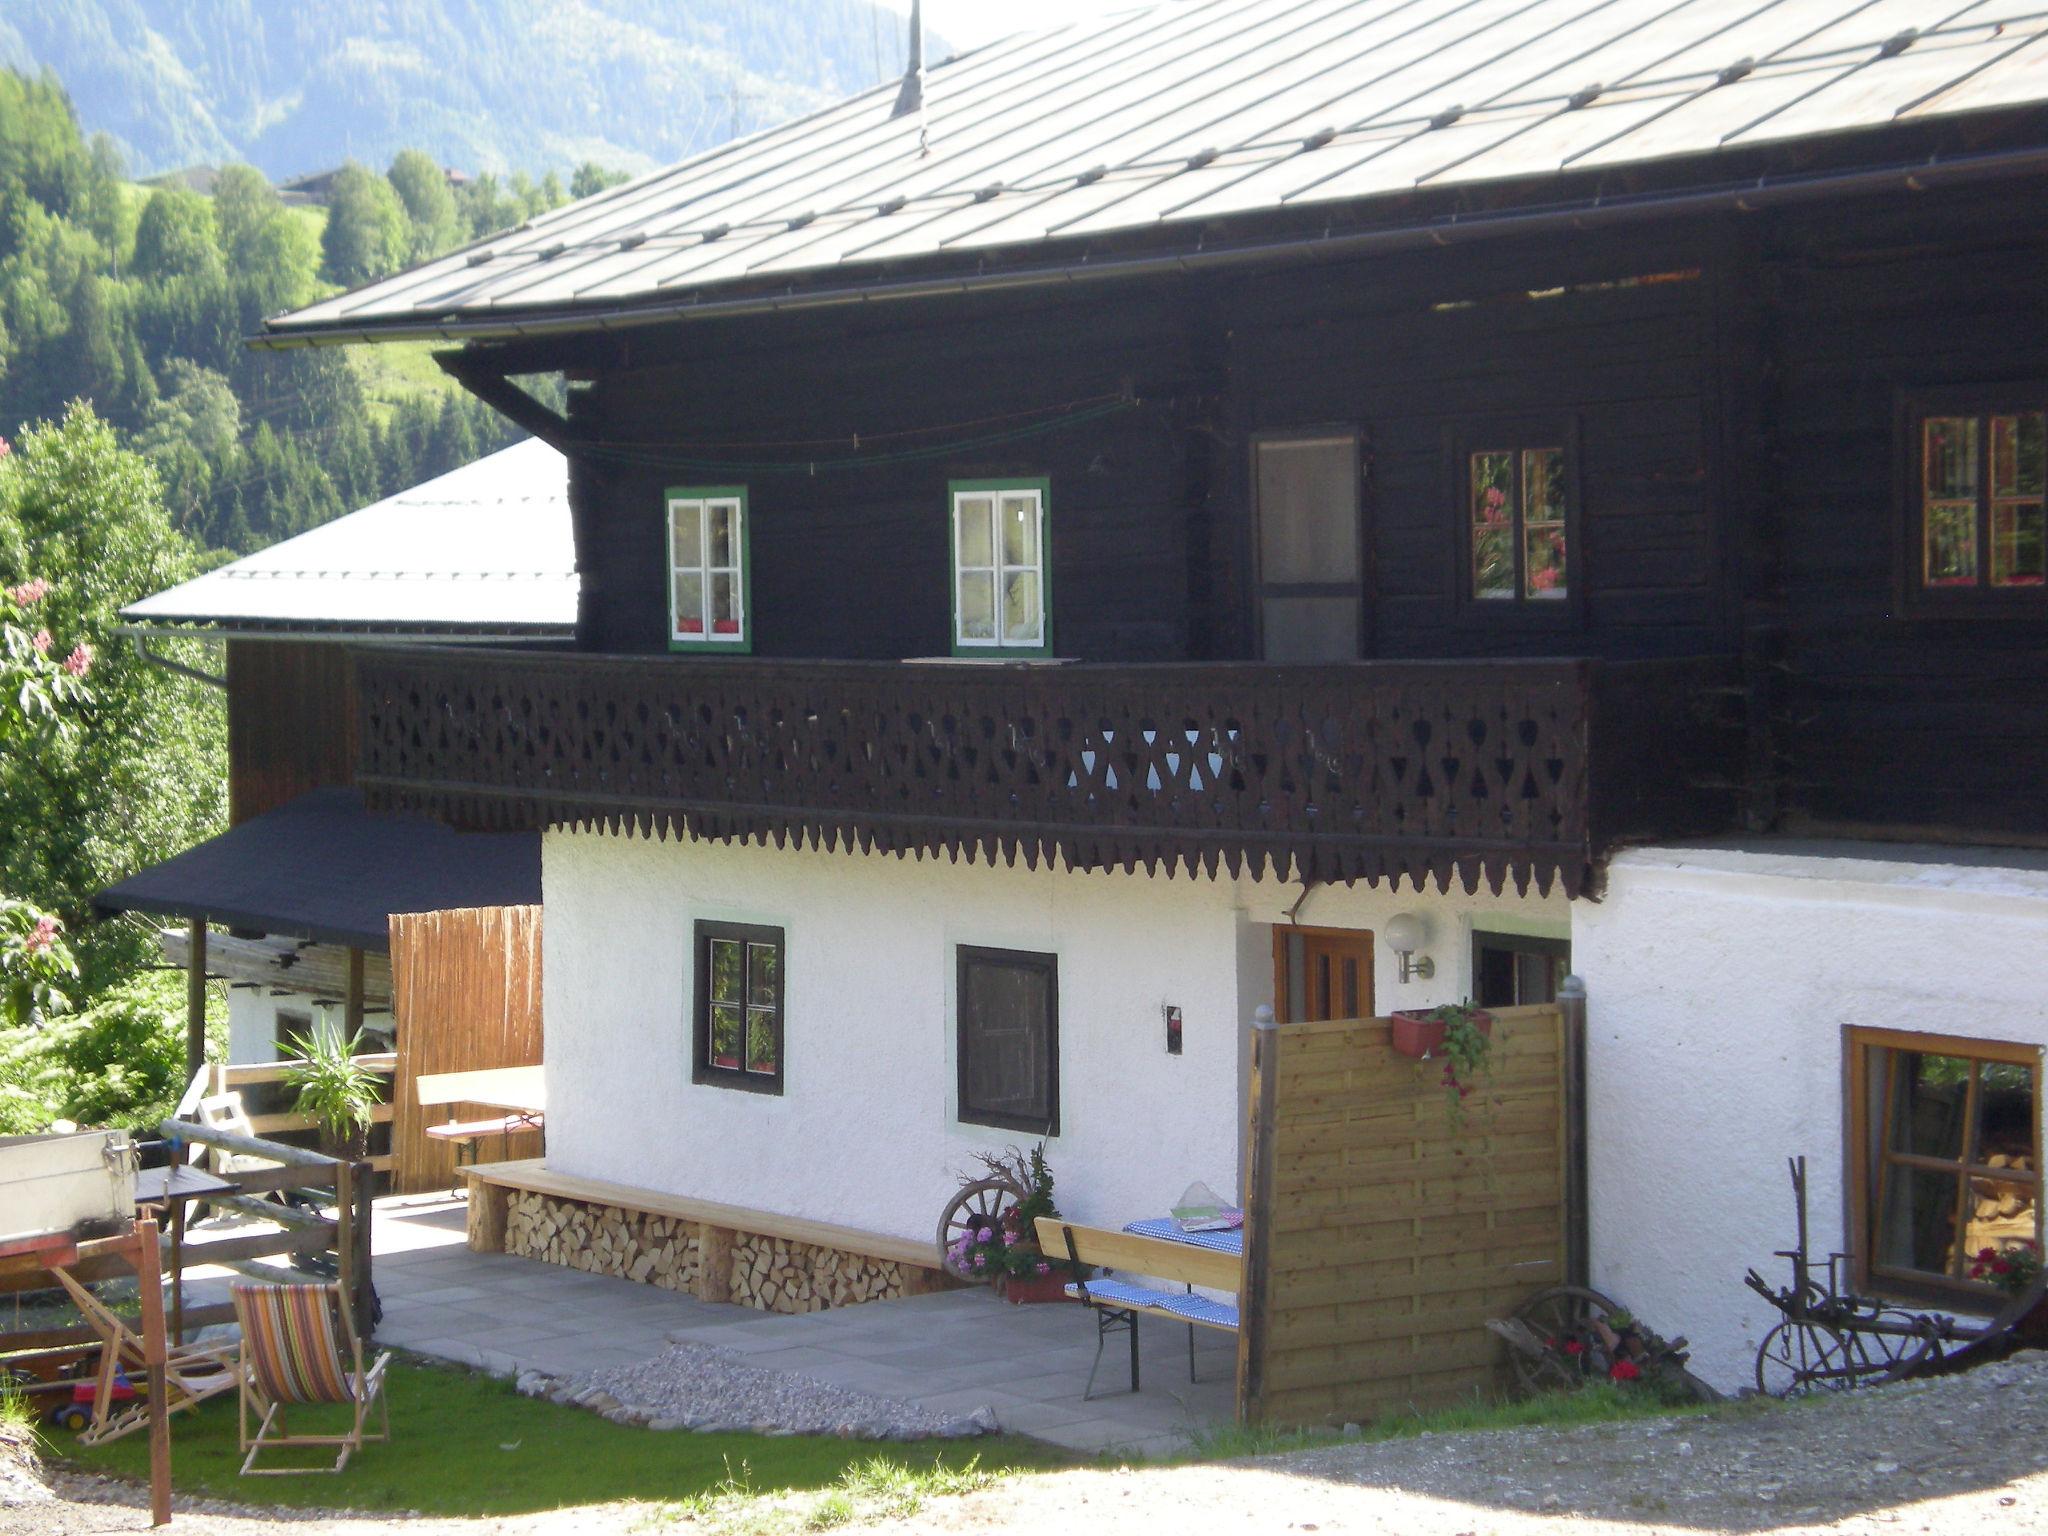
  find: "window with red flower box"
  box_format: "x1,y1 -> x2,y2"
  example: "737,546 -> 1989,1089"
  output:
1902,391 -> 2048,610
667,486 -> 750,651
1848,1026 -> 2041,1303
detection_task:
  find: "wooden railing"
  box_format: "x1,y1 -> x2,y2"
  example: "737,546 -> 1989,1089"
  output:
356,650 -> 1742,898
187,1054 -> 396,1173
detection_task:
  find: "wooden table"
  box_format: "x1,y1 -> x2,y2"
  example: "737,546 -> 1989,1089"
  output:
0,1218 -> 172,1526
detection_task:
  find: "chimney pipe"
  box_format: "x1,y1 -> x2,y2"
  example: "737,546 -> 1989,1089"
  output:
893,0 -> 928,151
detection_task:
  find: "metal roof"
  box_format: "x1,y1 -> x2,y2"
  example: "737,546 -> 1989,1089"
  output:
95,788 -> 542,951
123,438 -> 574,636
260,0 -> 2048,345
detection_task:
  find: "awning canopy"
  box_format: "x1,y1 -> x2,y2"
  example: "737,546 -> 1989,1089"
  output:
95,789 -> 542,951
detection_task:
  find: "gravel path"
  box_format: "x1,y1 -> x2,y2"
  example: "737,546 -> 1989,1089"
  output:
8,1353 -> 2046,1535
514,1341 -> 995,1440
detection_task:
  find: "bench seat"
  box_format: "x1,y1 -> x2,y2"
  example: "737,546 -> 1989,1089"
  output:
424,1116 -> 539,1143
1063,1277 -> 1240,1331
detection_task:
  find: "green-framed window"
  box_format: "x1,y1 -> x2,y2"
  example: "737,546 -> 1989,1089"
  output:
950,478 -> 1051,657
667,486 -> 751,652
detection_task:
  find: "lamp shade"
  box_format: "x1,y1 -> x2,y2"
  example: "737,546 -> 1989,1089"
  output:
1383,912 -> 1426,954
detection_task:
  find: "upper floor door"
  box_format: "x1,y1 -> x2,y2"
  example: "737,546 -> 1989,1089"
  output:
1253,432 -> 1366,660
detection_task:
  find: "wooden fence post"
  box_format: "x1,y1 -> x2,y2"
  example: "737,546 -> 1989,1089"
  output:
1559,974 -> 1590,1291
185,918 -> 207,1079
1236,1004 -> 1280,1425
352,1158 -> 376,1336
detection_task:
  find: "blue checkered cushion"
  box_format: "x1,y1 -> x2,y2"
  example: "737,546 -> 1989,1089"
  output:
1064,1277 -> 1240,1330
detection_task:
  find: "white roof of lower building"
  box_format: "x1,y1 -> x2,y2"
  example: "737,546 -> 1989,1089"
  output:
125,438 -> 574,636
258,0 -> 2048,345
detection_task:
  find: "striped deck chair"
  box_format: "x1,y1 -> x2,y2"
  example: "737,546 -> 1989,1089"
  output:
230,1282 -> 390,1475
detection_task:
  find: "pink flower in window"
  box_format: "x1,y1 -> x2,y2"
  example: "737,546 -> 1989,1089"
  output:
677,618 -> 704,635
1530,566 -> 1560,592
712,619 -> 740,634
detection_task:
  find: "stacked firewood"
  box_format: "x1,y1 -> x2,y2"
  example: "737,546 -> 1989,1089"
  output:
503,1192 -> 702,1293
727,1232 -> 930,1313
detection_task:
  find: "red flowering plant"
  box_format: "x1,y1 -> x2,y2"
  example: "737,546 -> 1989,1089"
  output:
1542,1307 -> 1695,1402
1970,1240 -> 2042,1298
0,574 -> 88,1025
945,1143 -> 1066,1285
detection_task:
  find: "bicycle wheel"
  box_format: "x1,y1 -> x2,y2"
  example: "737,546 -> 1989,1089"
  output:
1755,1319 -> 1860,1397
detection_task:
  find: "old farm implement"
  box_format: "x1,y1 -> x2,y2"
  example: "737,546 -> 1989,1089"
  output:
1743,1156 -> 2048,1395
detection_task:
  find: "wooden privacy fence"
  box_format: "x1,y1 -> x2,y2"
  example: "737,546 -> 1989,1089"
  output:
389,905 -> 544,1193
1238,1002 -> 1572,1427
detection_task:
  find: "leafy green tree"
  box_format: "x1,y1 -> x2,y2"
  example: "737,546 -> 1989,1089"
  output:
319,160 -> 408,285
570,161 -> 630,199
0,405 -> 226,991
131,187 -> 221,281
387,148 -> 460,260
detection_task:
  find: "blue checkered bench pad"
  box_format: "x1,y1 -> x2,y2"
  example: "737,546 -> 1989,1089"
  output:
1064,1278 -> 1240,1330
1121,1217 -> 1243,1255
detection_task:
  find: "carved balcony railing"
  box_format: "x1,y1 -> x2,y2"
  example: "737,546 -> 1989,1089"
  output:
355,651 -> 1744,899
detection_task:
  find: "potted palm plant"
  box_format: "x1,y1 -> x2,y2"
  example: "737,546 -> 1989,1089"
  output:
281,1028 -> 381,1162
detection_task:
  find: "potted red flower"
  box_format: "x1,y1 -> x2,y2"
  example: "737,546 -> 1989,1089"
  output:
1390,999 -> 1493,1061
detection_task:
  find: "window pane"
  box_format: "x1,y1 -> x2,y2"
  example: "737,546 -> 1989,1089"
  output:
709,572 -> 740,635
1878,1164 -> 1963,1276
745,1008 -> 777,1074
672,502 -> 703,569
746,942 -> 779,1009
672,571 -> 704,635
1524,447 -> 1567,523
1992,413 -> 2045,498
1257,439 -> 1358,584
1888,1052 -> 1971,1160
961,955 -> 1052,1125
956,497 -> 994,567
708,1004 -> 742,1070
1260,595 -> 1358,662
1522,448 -> 1567,600
708,503 -> 737,569
1002,570 -> 1041,644
1925,418 -> 1979,501
1524,523 -> 1567,600
1992,500 -> 2046,588
1470,451 -> 1515,599
999,494 -> 1039,567
957,570 -> 995,641
1925,502 -> 1979,587
708,938 -> 743,1005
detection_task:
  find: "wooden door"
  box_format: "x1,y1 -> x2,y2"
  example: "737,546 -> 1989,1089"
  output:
1272,926 -> 1374,1023
1252,433 -> 1365,660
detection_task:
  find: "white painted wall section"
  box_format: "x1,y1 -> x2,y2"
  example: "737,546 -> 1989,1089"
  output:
1574,841 -> 2048,1391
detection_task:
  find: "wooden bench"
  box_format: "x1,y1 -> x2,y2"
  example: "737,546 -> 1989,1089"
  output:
1035,1217 -> 1241,1399
416,1068 -> 544,1187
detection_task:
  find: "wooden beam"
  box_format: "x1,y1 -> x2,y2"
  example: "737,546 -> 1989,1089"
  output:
436,352 -> 576,450
185,918 -> 207,1078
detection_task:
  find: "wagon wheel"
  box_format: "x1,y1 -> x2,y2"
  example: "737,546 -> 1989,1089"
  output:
1844,1308 -> 1943,1385
1508,1285 -> 1624,1395
936,1178 -> 1023,1283
1755,1318 -> 1860,1397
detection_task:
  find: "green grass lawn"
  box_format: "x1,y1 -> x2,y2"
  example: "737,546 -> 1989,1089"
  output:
56,1354 -> 1075,1518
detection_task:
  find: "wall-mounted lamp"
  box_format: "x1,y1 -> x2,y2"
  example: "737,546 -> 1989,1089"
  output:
1383,912 -> 1435,983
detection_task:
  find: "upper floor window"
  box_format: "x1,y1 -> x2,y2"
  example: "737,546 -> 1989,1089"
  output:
668,487 -> 750,651
1849,1026 -> 2040,1303
1910,401 -> 2045,602
1468,445 -> 1569,604
951,479 -> 1050,657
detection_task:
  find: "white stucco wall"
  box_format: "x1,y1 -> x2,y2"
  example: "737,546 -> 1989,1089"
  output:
1574,842 -> 2048,1391
224,988 -> 394,1064
541,826 -> 1565,1247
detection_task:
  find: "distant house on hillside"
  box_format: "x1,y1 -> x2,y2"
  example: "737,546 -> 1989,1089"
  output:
99,438 -> 571,1084
275,167 -> 345,206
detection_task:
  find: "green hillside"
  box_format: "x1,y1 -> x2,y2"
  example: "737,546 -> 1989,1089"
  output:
0,0 -> 935,180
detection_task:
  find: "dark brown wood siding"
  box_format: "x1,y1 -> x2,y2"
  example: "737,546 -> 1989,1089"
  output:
226,640 -> 359,824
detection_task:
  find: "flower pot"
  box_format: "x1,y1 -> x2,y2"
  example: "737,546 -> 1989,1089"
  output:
1000,1271 -> 1074,1305
1390,1008 -> 1493,1060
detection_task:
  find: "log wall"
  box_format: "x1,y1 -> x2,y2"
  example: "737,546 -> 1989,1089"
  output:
388,905 -> 544,1193
1240,1003 -> 1567,1427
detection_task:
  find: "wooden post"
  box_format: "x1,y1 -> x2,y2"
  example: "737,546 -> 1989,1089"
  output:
132,1211 -> 172,1527
344,946 -> 366,1043
185,917 -> 208,1079
352,1158 -> 375,1337
1559,974 -> 1591,1291
1236,1004 -> 1280,1426
694,1223 -> 735,1304
334,1156 -> 354,1323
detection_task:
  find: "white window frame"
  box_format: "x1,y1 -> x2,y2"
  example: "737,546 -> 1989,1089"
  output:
666,486 -> 750,651
950,479 -> 1051,657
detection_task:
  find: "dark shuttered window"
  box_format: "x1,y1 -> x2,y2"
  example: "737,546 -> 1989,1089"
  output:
956,946 -> 1058,1135
693,920 -> 783,1094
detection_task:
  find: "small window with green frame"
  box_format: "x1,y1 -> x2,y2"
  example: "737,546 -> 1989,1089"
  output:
667,486 -> 751,651
950,478 -> 1051,657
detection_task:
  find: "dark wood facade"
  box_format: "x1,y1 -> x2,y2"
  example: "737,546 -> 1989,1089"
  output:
226,640 -> 359,825
366,162 -> 2048,881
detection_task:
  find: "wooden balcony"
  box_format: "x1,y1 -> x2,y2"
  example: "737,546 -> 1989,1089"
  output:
354,651 -> 1744,899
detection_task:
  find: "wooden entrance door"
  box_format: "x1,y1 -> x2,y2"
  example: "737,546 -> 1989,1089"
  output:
1272,926 -> 1374,1023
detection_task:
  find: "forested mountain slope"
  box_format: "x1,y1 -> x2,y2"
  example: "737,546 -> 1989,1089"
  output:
0,0 -> 929,180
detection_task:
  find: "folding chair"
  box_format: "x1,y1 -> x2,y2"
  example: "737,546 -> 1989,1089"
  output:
49,1270 -> 237,1445
230,1281 -> 390,1475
